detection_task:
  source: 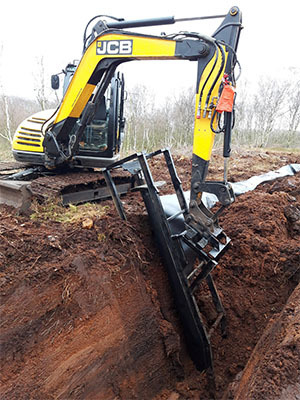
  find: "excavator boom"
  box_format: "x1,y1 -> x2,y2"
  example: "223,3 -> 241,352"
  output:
42,8 -> 241,172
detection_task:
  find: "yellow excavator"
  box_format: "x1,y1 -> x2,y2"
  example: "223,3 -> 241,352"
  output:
7,7 -> 242,377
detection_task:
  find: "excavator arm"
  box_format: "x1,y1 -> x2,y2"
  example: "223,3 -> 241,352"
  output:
43,7 -> 242,174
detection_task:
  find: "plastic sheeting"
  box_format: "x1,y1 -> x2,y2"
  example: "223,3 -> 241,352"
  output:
161,163 -> 300,216
232,163 -> 300,196
204,163 -> 300,209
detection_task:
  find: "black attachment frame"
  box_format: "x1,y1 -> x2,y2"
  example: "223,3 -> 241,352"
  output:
104,148 -> 228,376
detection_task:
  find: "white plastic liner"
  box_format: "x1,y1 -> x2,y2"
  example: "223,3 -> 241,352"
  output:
232,163 -> 300,196
161,163 -> 300,215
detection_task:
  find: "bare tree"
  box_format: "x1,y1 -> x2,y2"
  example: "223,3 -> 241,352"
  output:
253,77 -> 289,147
233,75 -> 300,148
171,87 -> 195,147
0,95 -> 13,144
123,84 -> 155,152
0,44 -> 13,144
123,85 -> 195,153
286,69 -> 300,134
33,56 -> 48,110
33,56 -> 58,111
233,79 -> 256,145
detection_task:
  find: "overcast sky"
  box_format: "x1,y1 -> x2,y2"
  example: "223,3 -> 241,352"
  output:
1,0 -> 300,101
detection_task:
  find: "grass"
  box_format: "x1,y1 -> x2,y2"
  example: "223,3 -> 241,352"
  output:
30,200 -> 109,224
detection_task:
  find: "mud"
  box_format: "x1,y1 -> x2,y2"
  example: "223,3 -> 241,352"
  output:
0,149 -> 299,399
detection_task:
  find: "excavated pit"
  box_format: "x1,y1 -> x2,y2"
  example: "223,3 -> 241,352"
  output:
0,150 -> 299,399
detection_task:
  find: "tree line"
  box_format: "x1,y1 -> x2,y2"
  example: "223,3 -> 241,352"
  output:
1,72 -> 299,161
122,72 -> 300,152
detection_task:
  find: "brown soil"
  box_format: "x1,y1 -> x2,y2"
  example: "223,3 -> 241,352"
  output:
0,149 -> 300,399
225,281 -> 300,400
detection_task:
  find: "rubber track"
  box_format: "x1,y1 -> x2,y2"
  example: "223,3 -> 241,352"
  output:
29,170 -> 129,200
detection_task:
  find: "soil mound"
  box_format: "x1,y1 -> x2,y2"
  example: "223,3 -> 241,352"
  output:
226,282 -> 300,400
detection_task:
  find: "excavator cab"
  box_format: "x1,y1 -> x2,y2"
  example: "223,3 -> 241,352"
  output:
75,73 -> 126,166
52,64 -> 125,159
12,64 -> 126,168
79,96 -> 108,152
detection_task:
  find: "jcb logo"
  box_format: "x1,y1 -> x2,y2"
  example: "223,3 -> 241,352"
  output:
96,40 -> 133,55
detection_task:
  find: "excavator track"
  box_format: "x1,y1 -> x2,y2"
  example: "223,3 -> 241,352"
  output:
0,161 -> 133,210
30,169 -> 132,205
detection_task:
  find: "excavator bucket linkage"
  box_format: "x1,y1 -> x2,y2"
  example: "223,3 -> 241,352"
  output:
104,148 -> 229,376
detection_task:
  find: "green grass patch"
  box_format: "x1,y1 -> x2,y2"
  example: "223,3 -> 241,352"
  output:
30,200 -> 109,224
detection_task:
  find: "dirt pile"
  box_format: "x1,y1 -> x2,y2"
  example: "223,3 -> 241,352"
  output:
213,180 -> 300,397
226,281 -> 300,400
155,171 -> 300,399
0,204 -> 187,399
0,150 -> 300,399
